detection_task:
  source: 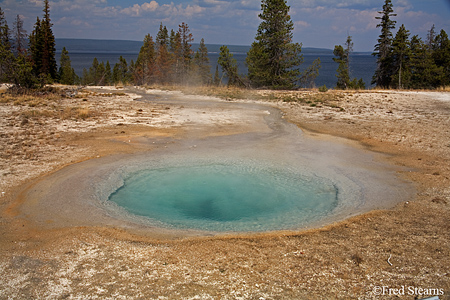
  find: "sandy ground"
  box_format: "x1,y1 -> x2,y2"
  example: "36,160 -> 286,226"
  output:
0,86 -> 449,299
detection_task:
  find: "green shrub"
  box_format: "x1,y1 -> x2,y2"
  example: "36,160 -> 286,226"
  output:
318,85 -> 328,92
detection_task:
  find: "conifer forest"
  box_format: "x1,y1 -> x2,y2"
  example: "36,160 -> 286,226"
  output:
0,0 -> 449,90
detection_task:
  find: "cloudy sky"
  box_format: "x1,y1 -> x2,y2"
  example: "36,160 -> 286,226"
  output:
1,0 -> 450,51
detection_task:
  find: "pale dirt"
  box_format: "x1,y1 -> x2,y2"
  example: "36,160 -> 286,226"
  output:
0,86 -> 449,299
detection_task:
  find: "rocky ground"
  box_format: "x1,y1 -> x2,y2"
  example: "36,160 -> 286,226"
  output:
0,86 -> 449,299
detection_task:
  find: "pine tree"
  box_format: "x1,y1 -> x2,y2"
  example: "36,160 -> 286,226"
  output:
169,29 -> 183,83
213,64 -> 221,86
333,36 -> 353,89
246,41 -> 267,87
105,61 -> 112,85
246,0 -> 303,89
333,36 -> 352,89
135,33 -> 156,85
193,38 -> 210,85
14,54 -> 37,88
391,24 -> 411,89
112,64 -> 120,85
0,8 -> 10,49
333,45 -> 350,89
156,23 -> 169,47
427,25 -> 436,50
89,57 -> 100,84
334,36 -> 365,90
0,8 -> 14,83
41,0 -> 57,79
299,58 -> 321,88
178,22 -> 193,83
409,35 -> 443,89
29,17 -> 43,78
13,15 -> 27,56
81,68 -> 90,85
58,47 -> 76,85
97,62 -> 106,85
155,23 -> 171,84
29,0 -> 57,81
117,56 -> 130,84
432,29 -> 450,87
372,0 -> 397,88
129,59 -> 135,83
218,45 -> 243,87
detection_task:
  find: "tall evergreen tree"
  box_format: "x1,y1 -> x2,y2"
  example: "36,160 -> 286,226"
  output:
41,0 -> 57,79
0,8 -> 10,50
58,47 -> 77,85
333,36 -> 353,89
90,57 -> 100,84
105,61 -> 112,85
409,35 -> 443,89
213,64 -> 221,86
81,68 -> 90,85
298,58 -> 321,88
432,29 -> 450,87
155,23 -> 171,84
0,8 -> 14,83
193,38 -> 210,85
343,35 -> 353,74
97,61 -> 106,85
333,45 -> 350,89
112,64 -> 119,84
246,0 -> 303,89
113,56 -> 130,84
14,53 -> 37,88
427,25 -> 437,50
13,15 -> 27,56
391,24 -> 411,89
178,22 -> 193,83
29,0 -> 57,81
1,9 -> 37,87
156,23 -> 169,47
29,17 -> 43,78
333,36 -> 365,90
169,29 -> 183,83
218,45 -> 242,87
135,33 -> 156,85
372,0 -> 396,88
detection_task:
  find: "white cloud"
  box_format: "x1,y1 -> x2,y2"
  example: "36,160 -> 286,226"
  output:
294,20 -> 310,30
121,1 -> 159,17
120,1 -> 205,19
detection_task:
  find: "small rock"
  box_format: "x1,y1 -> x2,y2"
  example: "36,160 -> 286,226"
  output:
431,197 -> 447,204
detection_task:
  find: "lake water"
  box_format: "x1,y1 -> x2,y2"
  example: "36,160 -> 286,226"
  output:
55,38 -> 376,88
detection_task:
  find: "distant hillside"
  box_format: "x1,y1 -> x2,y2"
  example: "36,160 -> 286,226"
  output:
55,38 -> 142,54
55,38 -> 339,55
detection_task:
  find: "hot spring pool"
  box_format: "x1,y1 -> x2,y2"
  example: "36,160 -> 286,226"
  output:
107,162 -> 339,232
19,91 -> 413,236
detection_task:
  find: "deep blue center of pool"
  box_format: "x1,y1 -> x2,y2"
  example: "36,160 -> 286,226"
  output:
108,163 -> 338,232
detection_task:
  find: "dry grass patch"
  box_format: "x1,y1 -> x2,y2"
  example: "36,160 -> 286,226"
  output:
17,106 -> 97,122
64,107 -> 96,120
0,87 -> 62,106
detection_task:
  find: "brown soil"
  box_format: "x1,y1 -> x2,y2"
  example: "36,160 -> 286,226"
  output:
0,86 -> 449,299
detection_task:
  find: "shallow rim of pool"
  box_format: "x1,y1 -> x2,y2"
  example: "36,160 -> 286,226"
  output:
16,98 -> 415,237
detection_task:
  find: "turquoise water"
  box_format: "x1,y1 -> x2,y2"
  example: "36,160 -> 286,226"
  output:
108,163 -> 338,232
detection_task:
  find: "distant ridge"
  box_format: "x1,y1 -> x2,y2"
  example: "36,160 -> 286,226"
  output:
55,38 -> 338,55
55,38 -> 143,54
